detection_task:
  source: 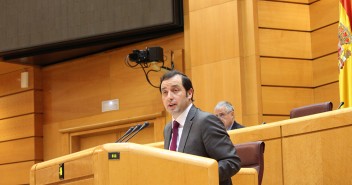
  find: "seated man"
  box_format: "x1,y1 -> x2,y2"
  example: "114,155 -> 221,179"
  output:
214,101 -> 245,130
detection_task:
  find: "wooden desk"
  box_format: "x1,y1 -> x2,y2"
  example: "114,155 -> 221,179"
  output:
229,107 -> 352,185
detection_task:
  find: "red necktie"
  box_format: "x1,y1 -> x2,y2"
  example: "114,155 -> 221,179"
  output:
170,120 -> 180,151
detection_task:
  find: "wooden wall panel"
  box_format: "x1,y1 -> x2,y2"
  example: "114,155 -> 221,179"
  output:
79,132 -> 120,151
310,0 -> 338,30
238,0 -> 259,57
0,64 -> 41,97
0,67 -> 34,96
33,66 -> 42,90
192,58 -> 243,118
0,60 -> 25,74
313,53 -> 338,86
261,58 -> 313,87
189,0 -> 263,125
0,137 -> 43,164
240,55 -> 263,126
311,23 -> 338,58
238,0 -> 263,125
258,1 -> 310,31
42,55 -> 111,124
0,161 -> 37,184
189,1 -> 240,67
0,114 -> 42,142
43,122 -> 65,160
259,29 -> 312,58
314,82 -> 339,107
258,0 -> 339,123
0,61 -> 42,185
0,90 -> 42,119
188,0 -> 232,12
262,86 -> 314,115
183,1 -> 191,77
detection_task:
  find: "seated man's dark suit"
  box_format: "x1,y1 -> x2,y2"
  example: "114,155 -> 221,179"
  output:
230,121 -> 245,130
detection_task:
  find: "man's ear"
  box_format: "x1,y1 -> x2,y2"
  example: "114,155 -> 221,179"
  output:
186,88 -> 194,99
230,111 -> 235,119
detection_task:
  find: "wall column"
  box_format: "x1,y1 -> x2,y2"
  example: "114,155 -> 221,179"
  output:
185,0 -> 262,125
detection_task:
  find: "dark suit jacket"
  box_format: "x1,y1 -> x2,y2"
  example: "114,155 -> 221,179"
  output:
230,121 -> 245,130
164,105 -> 241,185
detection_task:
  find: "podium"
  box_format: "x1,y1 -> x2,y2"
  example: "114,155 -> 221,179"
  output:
30,143 -> 219,185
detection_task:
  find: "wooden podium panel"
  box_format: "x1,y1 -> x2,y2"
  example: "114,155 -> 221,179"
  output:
232,168 -> 258,185
281,108 -> 352,185
30,143 -> 219,185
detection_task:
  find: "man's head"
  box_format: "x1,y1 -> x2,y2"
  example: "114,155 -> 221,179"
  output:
160,70 -> 194,118
214,101 -> 235,130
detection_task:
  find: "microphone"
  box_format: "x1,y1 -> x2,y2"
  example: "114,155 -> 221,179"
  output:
338,102 -> 344,109
123,122 -> 150,142
115,124 -> 141,143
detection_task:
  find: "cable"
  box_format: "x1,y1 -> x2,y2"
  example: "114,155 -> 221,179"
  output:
141,65 -> 161,88
124,55 -> 139,68
124,49 -> 175,88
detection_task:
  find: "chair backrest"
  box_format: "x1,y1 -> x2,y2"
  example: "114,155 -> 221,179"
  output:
290,101 -> 333,119
234,141 -> 265,185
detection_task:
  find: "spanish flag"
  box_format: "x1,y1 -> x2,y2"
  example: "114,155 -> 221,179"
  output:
338,0 -> 352,108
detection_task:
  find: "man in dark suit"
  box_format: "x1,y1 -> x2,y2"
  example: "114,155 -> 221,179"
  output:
160,70 -> 241,185
214,101 -> 245,130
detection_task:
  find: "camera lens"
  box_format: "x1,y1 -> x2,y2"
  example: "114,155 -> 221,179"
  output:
128,49 -> 148,63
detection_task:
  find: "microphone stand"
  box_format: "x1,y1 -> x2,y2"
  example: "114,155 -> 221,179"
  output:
115,124 -> 141,143
124,122 -> 150,142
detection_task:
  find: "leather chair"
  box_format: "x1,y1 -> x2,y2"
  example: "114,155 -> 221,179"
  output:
290,101 -> 333,119
234,141 -> 265,185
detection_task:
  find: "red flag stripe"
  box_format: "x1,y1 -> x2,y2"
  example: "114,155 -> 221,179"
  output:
341,0 -> 352,26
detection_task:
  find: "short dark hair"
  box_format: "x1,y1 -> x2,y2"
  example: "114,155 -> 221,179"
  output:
159,70 -> 194,101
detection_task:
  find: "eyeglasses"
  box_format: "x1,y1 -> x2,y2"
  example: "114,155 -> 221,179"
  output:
215,111 -> 232,119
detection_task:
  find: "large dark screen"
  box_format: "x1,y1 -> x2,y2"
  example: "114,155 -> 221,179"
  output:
0,0 -> 183,66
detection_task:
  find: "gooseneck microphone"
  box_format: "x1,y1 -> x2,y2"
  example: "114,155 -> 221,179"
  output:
124,122 -> 150,142
115,124 -> 141,143
338,102 -> 345,109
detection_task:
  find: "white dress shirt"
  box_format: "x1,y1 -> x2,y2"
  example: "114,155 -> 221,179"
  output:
169,103 -> 193,151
